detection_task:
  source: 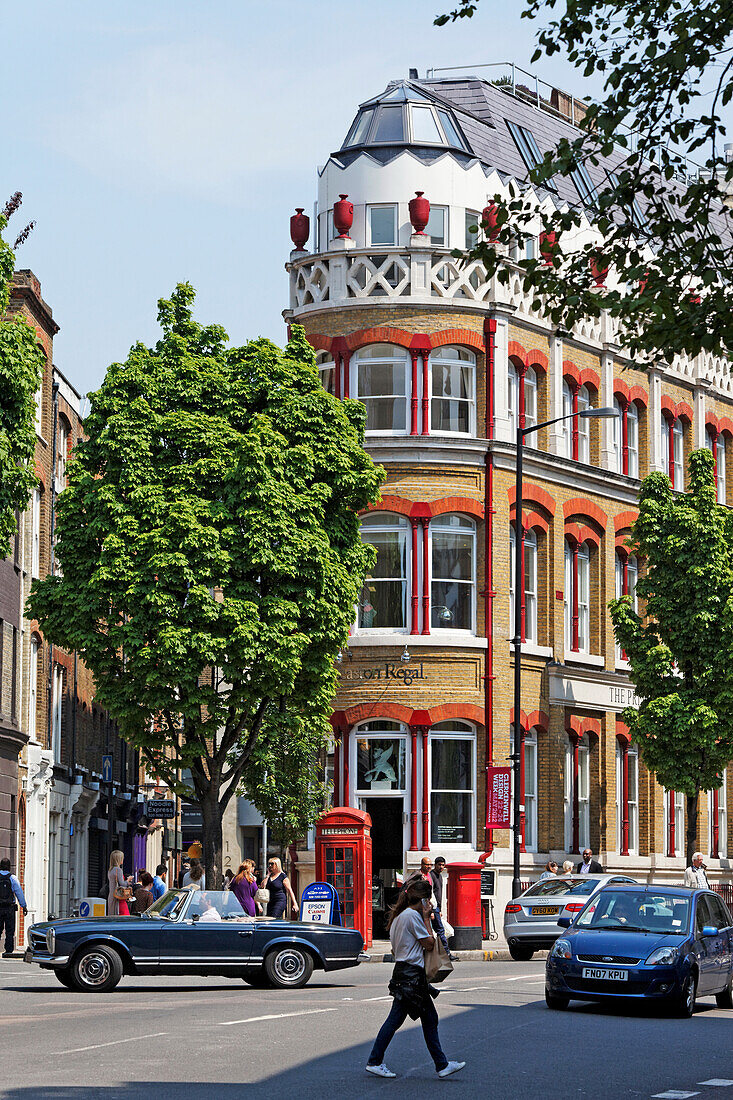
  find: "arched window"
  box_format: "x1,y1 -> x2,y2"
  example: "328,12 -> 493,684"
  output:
616,741 -> 639,854
662,415 -> 685,489
430,347 -> 476,435
562,381 -> 590,461
358,513 -> 409,631
706,429 -> 727,504
429,720 -> 475,845
508,362 -> 537,435
564,738 -> 589,852
510,526 -> 538,644
615,551 -> 638,662
353,344 -> 409,433
627,402 -> 639,477
430,514 -> 475,631
564,539 -> 590,652
612,398 -> 640,477
316,352 -> 335,396
355,720 -> 408,793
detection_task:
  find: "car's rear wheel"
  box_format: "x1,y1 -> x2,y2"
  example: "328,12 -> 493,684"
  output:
54,967 -> 76,989
70,945 -> 123,992
509,944 -> 534,962
545,989 -> 569,1010
264,945 -> 314,989
715,973 -> 733,1009
673,971 -> 697,1017
241,969 -> 273,988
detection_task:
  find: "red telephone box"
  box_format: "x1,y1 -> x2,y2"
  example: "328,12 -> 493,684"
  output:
315,807 -> 373,949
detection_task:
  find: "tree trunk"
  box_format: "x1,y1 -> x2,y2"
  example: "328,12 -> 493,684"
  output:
200,792 -> 223,891
685,790 -> 699,869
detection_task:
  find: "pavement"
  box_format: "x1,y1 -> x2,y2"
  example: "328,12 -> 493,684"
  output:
2,956 -> 733,1098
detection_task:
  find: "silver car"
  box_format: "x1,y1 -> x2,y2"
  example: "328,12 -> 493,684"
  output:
504,874 -> 637,960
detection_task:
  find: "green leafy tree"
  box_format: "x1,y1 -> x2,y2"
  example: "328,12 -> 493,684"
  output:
242,706 -> 329,860
0,193 -> 43,553
29,285 -> 383,885
437,0 -> 733,362
610,449 -> 733,866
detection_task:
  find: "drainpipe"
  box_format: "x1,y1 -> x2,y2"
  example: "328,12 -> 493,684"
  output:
481,319 -> 496,857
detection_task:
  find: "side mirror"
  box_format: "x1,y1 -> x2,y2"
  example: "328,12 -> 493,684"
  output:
702,925 -> 718,937
557,916 -> 571,928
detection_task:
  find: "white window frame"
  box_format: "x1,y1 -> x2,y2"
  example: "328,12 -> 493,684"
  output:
615,552 -> 638,662
611,397 -> 623,473
430,513 -> 476,633
29,636 -> 39,740
425,204 -> 447,246
428,721 -> 476,848
367,204 -> 398,247
358,513 -> 410,633
352,344 -> 410,435
710,773 -> 728,858
316,352 -> 336,396
615,742 -> 639,854
717,436 -> 727,504
563,741 -> 589,852
31,488 -> 41,579
34,383 -> 43,436
667,790 -> 685,857
353,720 -> 410,797
51,664 -> 64,761
429,347 -> 476,437
508,364 -> 537,436
56,422 -> 68,493
562,381 -> 573,458
511,526 -> 538,644
627,401 -> 639,478
673,419 -> 684,488
577,384 -> 590,463
465,209 -> 480,249
523,729 -> 538,853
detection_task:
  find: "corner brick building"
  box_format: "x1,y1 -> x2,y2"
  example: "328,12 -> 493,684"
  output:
283,70 -> 733,935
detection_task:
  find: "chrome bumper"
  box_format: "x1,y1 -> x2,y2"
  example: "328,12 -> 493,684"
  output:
24,947 -> 70,968
358,951 -> 371,962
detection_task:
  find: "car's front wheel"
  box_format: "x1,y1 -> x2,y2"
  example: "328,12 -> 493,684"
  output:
673,971 -> 697,1017
716,973 -> 733,1009
545,989 -> 569,1010
70,945 -> 123,992
264,946 -> 314,989
509,944 -> 534,962
54,967 -> 76,989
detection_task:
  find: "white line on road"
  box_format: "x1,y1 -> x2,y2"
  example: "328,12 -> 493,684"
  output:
218,1008 -> 339,1027
698,1084 -> 733,1088
652,1092 -> 700,1099
52,1032 -> 167,1055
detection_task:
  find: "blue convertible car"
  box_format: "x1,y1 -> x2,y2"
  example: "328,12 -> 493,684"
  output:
25,889 -> 367,992
545,884 -> 733,1016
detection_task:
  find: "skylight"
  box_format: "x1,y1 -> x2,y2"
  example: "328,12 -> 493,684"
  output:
506,119 -> 557,191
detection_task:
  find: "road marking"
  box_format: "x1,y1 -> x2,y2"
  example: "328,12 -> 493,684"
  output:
219,1007 -> 339,1027
52,1032 -> 167,1055
652,1093 -> 700,1099
698,1084 -> 733,1088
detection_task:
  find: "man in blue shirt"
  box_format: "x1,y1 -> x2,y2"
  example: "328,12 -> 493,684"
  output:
151,864 -> 168,901
0,858 -> 27,957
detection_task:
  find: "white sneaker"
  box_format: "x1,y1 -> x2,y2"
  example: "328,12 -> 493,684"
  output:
438,1061 -> 466,1078
366,1063 -> 397,1078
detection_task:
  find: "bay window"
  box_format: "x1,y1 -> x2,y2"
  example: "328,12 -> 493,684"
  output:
564,539 -> 590,653
508,362 -> 537,435
358,514 -> 408,630
430,347 -> 475,435
431,514 -> 475,631
430,721 -> 475,845
710,773 -> 727,859
510,526 -> 538,644
353,344 -> 409,433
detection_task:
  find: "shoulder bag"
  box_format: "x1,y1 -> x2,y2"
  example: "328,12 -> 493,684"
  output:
424,937 -> 453,984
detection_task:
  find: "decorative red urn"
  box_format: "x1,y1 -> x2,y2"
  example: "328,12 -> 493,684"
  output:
290,207 -> 310,251
589,254 -> 608,286
409,191 -> 430,235
539,230 -> 558,266
333,194 -> 354,239
482,203 -> 500,242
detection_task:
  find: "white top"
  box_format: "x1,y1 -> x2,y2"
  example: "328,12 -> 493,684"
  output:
390,907 -> 433,967
199,907 -> 222,922
183,871 -> 205,889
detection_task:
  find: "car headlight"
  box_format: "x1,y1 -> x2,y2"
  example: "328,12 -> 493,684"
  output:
646,945 -> 678,966
45,928 -> 56,954
551,938 -> 572,959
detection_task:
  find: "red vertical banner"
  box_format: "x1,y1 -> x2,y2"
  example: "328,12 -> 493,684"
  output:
486,765 -> 512,829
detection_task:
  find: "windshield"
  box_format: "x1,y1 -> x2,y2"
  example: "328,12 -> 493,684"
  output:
146,890 -> 191,920
525,878 -> 599,898
146,889 -> 249,922
576,890 -> 691,934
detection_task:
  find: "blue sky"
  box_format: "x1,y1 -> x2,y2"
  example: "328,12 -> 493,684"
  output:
4,0 -> 588,396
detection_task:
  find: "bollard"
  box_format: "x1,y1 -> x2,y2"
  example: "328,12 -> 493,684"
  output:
446,861 -> 483,950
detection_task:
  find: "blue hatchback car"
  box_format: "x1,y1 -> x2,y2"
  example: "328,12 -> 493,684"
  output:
545,884 -> 733,1017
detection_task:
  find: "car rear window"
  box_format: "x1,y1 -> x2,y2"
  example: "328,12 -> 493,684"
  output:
524,877 -> 599,898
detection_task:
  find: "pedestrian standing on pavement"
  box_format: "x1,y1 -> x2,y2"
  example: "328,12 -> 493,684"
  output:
366,879 -> 465,1080
539,861 -> 559,881
107,850 -> 132,916
223,868 -> 234,890
178,860 -> 190,888
132,872 -> 155,914
404,858 -> 457,960
151,864 -> 168,900
575,849 -> 603,874
0,859 -> 27,958
182,859 -> 205,889
230,861 -> 259,916
262,857 -> 298,918
684,852 -> 710,888
561,861 -> 574,875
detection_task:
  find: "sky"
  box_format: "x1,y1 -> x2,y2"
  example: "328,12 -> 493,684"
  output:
3,0 -> 591,397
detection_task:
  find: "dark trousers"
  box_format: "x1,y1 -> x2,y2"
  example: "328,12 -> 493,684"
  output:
432,908 -> 450,953
368,996 -> 447,1071
0,907 -> 16,954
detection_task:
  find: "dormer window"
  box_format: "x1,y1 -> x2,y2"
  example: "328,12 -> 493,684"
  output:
342,93 -> 468,151
374,106 -> 405,143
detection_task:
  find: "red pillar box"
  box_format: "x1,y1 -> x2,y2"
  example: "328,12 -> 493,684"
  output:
446,861 -> 483,950
315,807 -> 373,949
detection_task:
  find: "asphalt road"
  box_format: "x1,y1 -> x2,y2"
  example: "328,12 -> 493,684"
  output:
2,958 -> 733,1099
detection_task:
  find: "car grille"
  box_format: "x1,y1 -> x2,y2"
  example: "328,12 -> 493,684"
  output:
577,954 -> 641,964
29,930 -> 47,951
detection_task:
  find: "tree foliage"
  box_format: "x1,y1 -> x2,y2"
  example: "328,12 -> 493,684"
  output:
28,285 -> 384,882
437,0 -> 733,362
0,194 -> 44,553
610,449 -> 733,864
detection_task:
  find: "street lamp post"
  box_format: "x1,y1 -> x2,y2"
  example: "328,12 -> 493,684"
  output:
511,404 -> 618,899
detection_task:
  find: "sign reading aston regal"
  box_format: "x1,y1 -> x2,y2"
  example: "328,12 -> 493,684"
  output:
486,766 -> 512,829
